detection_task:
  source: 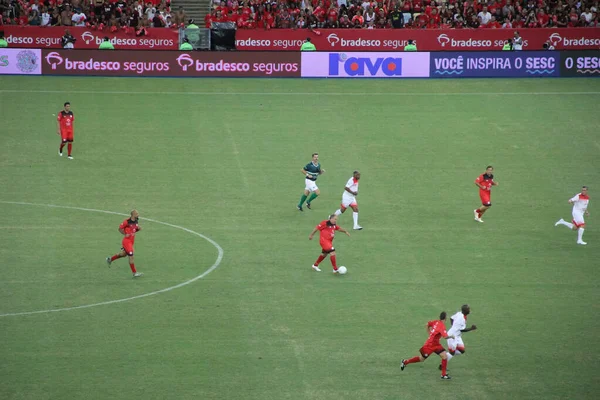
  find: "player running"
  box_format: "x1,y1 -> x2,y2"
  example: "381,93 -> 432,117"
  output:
445,305 -> 477,365
474,165 -> 498,222
334,170 -> 363,230
401,312 -> 455,380
298,153 -> 325,211
106,210 -> 144,277
57,102 -> 75,159
308,214 -> 350,273
555,186 -> 590,245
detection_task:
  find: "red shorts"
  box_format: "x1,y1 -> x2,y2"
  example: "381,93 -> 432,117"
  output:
61,130 -> 74,142
419,344 -> 445,358
320,241 -> 335,253
121,240 -> 134,256
479,191 -> 491,206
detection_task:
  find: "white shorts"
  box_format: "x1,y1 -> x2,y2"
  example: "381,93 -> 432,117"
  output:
447,336 -> 464,351
341,193 -> 357,208
305,179 -> 318,192
572,210 -> 585,227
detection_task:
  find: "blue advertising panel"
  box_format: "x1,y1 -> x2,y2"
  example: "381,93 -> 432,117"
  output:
430,52 -> 560,78
560,51 -> 600,77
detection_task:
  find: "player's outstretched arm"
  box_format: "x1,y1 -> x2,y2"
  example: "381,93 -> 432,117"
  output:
461,324 -> 477,333
338,227 -> 351,237
308,227 -> 318,240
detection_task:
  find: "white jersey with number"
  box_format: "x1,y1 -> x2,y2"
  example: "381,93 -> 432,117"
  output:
341,177 -> 359,207
447,311 -> 467,337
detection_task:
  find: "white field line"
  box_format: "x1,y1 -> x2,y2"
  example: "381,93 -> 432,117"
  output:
1,90 -> 600,96
0,201 -> 224,317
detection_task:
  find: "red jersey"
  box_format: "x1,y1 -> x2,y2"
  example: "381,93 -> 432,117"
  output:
57,110 -> 74,132
119,218 -> 140,243
423,319 -> 448,347
316,219 -> 340,243
475,173 -> 495,193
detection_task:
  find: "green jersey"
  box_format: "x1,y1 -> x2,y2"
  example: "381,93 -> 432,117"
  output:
99,41 -> 115,50
0,39 -> 8,48
304,162 -> 322,181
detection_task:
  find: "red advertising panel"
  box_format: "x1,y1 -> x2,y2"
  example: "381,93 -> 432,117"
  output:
236,28 -> 600,51
41,50 -> 301,77
2,26 -> 178,50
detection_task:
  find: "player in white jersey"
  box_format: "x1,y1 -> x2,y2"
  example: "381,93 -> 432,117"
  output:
555,186 -> 590,245
441,304 -> 477,370
334,171 -> 362,230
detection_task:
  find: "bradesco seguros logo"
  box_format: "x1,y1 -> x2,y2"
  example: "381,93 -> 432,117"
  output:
329,53 -> 402,77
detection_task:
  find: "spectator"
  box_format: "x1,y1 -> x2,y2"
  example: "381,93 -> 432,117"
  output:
478,6 -> 492,26
72,8 -> 86,27
502,38 -> 513,50
28,10 -> 41,26
581,8 -> 593,23
41,7 -> 51,27
543,40 -> 555,50
389,5 -> 404,28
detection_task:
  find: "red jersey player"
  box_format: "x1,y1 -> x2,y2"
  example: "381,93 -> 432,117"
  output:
401,312 -> 455,380
308,214 -> 350,273
106,210 -> 144,277
474,165 -> 499,223
56,102 -> 75,159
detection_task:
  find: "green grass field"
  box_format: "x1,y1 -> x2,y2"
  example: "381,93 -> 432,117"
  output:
1,77 -> 599,400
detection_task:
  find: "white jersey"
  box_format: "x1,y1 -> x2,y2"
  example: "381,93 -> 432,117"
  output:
570,193 -> 589,213
447,311 -> 467,337
341,177 -> 359,208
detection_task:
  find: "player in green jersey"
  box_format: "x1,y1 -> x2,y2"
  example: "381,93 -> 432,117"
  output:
297,153 -> 325,211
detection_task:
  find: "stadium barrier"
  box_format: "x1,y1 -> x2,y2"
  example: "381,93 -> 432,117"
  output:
1,48 -> 598,78
2,27 -> 600,52
235,28 -> 600,51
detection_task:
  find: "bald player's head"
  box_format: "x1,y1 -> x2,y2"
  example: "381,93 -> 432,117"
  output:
130,210 -> 139,220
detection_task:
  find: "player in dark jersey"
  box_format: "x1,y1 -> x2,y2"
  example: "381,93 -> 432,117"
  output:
298,153 -> 325,211
401,312 -> 455,379
308,214 -> 350,273
106,210 -> 144,277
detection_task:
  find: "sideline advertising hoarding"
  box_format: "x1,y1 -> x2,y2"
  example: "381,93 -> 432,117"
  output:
0,48 -> 42,75
236,28 -> 600,52
301,52 -> 430,78
41,50 -> 301,77
560,52 -> 600,77
430,52 -> 560,78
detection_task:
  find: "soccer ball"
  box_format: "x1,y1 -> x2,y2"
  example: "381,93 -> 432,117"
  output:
338,266 -> 347,275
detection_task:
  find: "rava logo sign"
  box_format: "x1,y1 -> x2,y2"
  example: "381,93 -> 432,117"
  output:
328,53 -> 402,77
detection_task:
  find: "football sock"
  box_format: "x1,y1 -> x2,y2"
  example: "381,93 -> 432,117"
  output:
59,143 -> 66,152
330,255 -> 338,270
334,209 -> 342,216
441,359 -> 448,375
353,212 -> 359,226
67,143 -> 72,156
578,228 -> 585,241
298,194 -> 308,207
307,192 -> 318,204
446,353 -> 454,361
314,254 -> 326,266
110,254 -> 122,262
475,208 -> 481,217
405,356 -> 421,365
129,263 -> 137,273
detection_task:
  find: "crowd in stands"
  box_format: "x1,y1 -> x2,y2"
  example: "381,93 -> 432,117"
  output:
206,0 -> 600,29
0,0 -> 188,29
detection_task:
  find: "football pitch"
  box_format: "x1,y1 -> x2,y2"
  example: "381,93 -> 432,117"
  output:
1,76 -> 599,400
